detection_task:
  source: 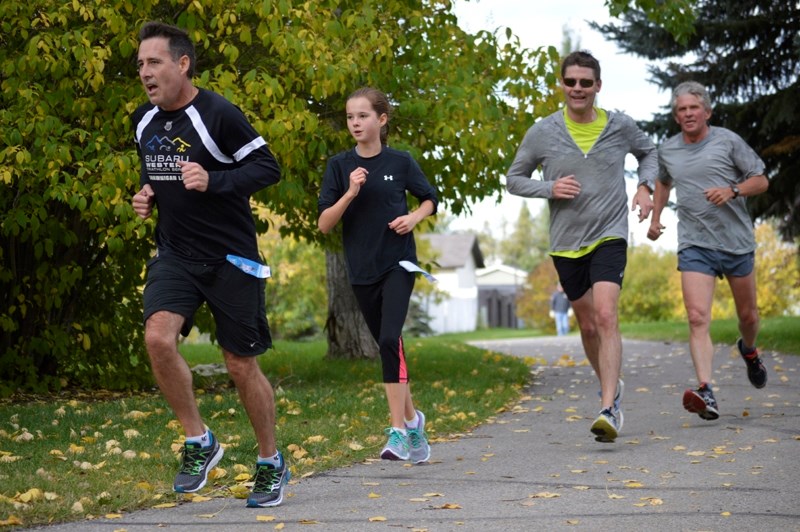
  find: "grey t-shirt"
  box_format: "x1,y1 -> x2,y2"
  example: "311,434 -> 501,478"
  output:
658,127 -> 766,254
506,110 -> 656,252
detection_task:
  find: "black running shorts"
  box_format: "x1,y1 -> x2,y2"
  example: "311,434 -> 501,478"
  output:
552,239 -> 627,301
143,256 -> 271,356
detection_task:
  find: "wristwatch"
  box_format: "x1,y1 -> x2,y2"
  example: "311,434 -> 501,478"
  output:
730,185 -> 740,198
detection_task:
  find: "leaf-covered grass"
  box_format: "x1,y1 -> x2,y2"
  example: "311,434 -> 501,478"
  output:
0,337 -> 530,528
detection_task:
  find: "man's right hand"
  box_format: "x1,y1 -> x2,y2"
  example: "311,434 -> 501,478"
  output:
551,175 -> 581,199
132,184 -> 155,220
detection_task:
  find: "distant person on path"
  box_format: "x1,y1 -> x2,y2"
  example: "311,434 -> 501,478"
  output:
318,87 -> 437,463
550,283 -> 572,336
648,81 -> 769,421
506,50 -> 657,443
131,21 -> 289,507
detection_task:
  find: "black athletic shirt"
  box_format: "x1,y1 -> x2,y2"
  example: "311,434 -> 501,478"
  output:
133,89 -> 280,263
318,147 -> 438,285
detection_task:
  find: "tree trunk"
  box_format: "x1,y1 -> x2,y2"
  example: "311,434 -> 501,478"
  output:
324,249 -> 377,359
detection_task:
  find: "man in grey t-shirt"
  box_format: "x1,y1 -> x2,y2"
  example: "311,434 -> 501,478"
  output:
648,81 -> 769,422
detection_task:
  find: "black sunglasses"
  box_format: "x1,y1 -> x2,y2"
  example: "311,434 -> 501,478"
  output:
563,78 -> 595,88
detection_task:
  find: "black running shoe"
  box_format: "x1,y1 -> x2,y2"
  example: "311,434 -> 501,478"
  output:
246,453 -> 290,508
173,432 -> 224,493
683,384 -> 719,421
737,338 -> 767,389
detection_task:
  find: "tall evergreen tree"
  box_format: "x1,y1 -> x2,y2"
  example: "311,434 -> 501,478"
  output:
592,1 -> 800,242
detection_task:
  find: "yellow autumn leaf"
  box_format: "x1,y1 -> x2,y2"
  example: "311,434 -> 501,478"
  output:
721,511 -> 731,517
368,492 -> 381,499
0,516 -> 23,526
409,497 -> 430,502
153,503 -> 178,508
348,442 -> 364,451
235,473 -> 251,482
197,514 -> 217,519
18,488 -> 43,503
208,467 -> 227,479
530,492 -> 560,498
686,451 -> 705,456
105,513 -> 123,519
439,503 -> 462,509
68,443 -> 85,454
275,523 -> 285,530
229,485 -> 250,499
624,481 -> 644,488
256,515 -> 276,522
608,494 -> 625,499
136,481 -> 154,491
423,492 -> 444,497
566,519 -> 580,525
304,435 -> 326,444
368,516 -> 387,522
292,448 -> 308,459
299,519 -> 319,524
191,496 -> 212,503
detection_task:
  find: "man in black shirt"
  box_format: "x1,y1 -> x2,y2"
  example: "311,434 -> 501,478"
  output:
131,21 -> 287,508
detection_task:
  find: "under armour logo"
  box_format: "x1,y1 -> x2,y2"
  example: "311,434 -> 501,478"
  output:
384,175 -> 393,181
165,121 -> 172,131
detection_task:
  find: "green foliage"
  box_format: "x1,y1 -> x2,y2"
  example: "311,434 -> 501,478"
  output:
256,211 -> 327,340
516,259 -> 560,332
499,202 -> 550,273
618,245 -> 683,323
593,1 -> 800,243
0,1 -> 155,394
604,0 -> 696,45
0,338 -> 529,528
753,222 -> 800,317
0,0 -> 558,391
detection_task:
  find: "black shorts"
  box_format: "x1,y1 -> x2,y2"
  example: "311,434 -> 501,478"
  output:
143,257 -> 271,356
552,239 -> 627,301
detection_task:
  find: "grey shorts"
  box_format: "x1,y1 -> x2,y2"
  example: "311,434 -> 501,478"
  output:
143,257 -> 271,356
677,246 -> 754,279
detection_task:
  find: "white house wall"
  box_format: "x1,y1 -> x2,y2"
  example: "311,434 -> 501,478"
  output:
424,267 -> 478,334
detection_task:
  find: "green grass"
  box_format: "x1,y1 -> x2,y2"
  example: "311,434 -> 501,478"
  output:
0,336 -> 529,528
620,315 -> 800,355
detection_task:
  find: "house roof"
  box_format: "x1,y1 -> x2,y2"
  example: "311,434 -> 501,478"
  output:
419,233 -> 485,269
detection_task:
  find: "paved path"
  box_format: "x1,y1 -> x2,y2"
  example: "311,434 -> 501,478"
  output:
30,337 -> 800,531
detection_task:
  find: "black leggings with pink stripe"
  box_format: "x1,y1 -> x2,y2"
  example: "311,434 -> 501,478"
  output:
351,268 -> 415,383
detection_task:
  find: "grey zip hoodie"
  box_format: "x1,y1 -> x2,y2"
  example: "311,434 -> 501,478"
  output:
506,110 -> 656,253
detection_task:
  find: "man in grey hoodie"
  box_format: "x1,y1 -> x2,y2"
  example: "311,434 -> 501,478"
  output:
506,50 -> 656,443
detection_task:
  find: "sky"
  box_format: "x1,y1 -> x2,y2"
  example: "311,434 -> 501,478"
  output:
448,0 -> 678,251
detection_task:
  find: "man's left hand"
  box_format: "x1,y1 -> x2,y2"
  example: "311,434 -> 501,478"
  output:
177,160 -> 210,192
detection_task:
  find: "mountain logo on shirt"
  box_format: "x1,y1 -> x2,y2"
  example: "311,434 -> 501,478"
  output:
384,175 -> 393,181
144,134 -> 191,154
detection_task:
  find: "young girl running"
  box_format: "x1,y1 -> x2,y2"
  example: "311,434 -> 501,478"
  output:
318,87 -> 438,463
